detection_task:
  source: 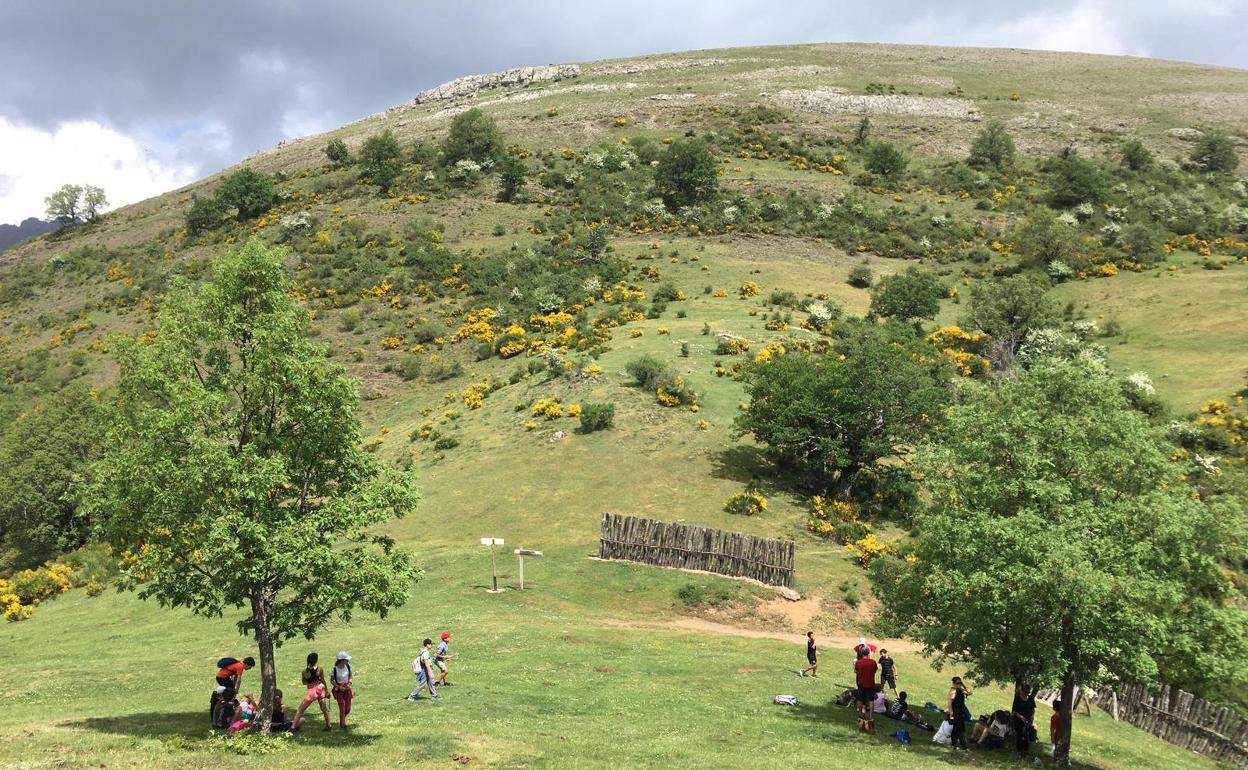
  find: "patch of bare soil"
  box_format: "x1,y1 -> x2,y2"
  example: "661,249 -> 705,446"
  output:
773,89 -> 982,122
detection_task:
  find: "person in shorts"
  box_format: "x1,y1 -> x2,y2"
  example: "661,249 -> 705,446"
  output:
800,631 -> 818,678
877,648 -> 897,695
435,632 -> 455,686
292,652 -> 332,731
853,646 -> 878,733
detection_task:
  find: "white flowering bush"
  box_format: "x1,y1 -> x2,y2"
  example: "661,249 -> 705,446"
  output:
1193,454 -> 1220,477
1073,202 -> 1095,221
449,159 -> 483,183
582,276 -> 602,294
721,205 -> 739,223
586,144 -> 637,172
1047,260 -> 1075,282
1124,371 -> 1155,396
1071,320 -> 1098,339
1220,204 -> 1248,233
1058,212 -> 1080,227
816,202 -> 835,221
280,212 -> 311,233
642,199 -> 667,218
1104,205 -> 1128,222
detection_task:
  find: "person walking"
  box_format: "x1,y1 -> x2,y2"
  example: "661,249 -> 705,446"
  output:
948,676 -> 972,751
800,631 -> 818,678
877,648 -> 897,695
853,646 -> 878,734
331,652 -> 353,731
407,639 -> 440,701
1012,683 -> 1037,756
435,633 -> 455,687
292,652 -> 332,732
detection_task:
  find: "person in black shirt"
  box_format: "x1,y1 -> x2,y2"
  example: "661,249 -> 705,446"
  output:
878,648 -> 897,695
1012,683 -> 1038,756
948,676 -> 971,750
800,631 -> 818,677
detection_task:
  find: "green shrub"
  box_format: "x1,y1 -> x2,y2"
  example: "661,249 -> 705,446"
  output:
442,108 -> 503,165
337,308 -> 361,332
426,359 -> 463,381
184,194 -> 225,234
625,354 -> 670,390
579,403 -> 615,432
397,355 -> 422,381
870,268 -> 943,320
1190,130 -> 1239,173
854,116 -> 871,146
359,130 -> 404,192
1120,139 -> 1153,171
655,137 -> 718,210
432,436 -> 460,451
215,168 -> 277,219
675,582 -> 735,608
498,155 -> 526,202
324,138 -> 351,167
1046,152 -> 1107,207
966,120 -> 1016,171
847,264 -> 873,288
865,142 -> 908,180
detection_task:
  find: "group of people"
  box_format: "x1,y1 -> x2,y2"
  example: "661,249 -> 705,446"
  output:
208,632 -> 455,733
812,636 -> 1065,757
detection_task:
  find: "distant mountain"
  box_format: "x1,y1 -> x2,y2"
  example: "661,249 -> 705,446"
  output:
0,217 -> 60,252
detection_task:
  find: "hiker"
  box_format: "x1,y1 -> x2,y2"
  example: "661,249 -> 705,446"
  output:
947,676 -> 971,750
800,631 -> 818,678
292,652 -> 332,732
853,646 -> 878,734
331,651 -> 353,731
1050,700 -> 1065,758
1012,683 -> 1038,756
435,633 -> 455,686
973,709 -> 1012,749
407,638 -> 440,701
215,656 -> 255,692
878,648 -> 897,695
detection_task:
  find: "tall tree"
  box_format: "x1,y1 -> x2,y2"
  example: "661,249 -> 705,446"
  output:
873,359 -> 1248,766
654,136 -> 718,210
966,120 -> 1016,171
87,240 -> 421,733
359,129 -> 404,192
868,267 -> 943,322
441,107 -> 503,165
44,184 -> 85,224
736,327 -> 949,497
215,168 -> 277,219
963,273 -> 1057,363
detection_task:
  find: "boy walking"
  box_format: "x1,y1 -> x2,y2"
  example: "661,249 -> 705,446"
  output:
800,631 -> 818,677
435,632 -> 455,686
406,639 -> 440,701
878,648 -> 897,695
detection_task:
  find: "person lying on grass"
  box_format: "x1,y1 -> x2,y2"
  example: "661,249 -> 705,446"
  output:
884,691 -> 933,730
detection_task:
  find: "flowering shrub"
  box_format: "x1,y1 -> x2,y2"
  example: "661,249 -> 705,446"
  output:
738,281 -> 761,299
656,376 -> 697,407
847,532 -> 896,566
456,307 -> 499,342
716,334 -> 750,355
754,341 -> 786,364
724,490 -> 768,515
567,404 -> 582,417
712,289 -> 729,297
631,329 -> 643,338
462,383 -> 490,409
4,562 -> 76,622
656,326 -> 670,335
532,398 -> 564,419
925,325 -> 990,377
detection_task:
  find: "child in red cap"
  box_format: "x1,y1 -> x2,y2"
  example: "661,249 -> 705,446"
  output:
435,632 -> 455,686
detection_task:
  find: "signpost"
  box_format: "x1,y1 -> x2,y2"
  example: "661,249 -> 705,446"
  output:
513,549 -> 543,590
481,537 -> 504,592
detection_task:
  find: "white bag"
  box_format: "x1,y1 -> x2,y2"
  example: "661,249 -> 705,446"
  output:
773,694 -> 799,706
933,719 -> 953,745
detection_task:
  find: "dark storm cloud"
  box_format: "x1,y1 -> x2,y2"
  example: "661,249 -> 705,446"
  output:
0,0 -> 1244,218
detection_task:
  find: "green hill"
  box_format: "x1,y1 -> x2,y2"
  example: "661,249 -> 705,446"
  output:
1,43 -> 1246,769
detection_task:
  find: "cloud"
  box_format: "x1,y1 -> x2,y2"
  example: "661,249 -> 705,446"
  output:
0,117 -> 196,224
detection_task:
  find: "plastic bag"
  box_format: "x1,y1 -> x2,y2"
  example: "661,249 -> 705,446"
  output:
933,720 -> 953,745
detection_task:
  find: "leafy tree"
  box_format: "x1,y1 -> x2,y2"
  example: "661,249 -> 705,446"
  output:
854,116 -> 871,146
736,330 -> 949,497
963,274 -> 1057,359
865,142 -> 907,181
324,137 -> 351,167
966,121 -> 1016,171
44,184 -> 107,224
184,194 -> 226,234
359,130 -> 404,192
874,359 -> 1248,766
441,107 -> 503,165
215,168 -> 277,219
1014,209 -> 1085,270
497,154 -> 526,202
654,137 -> 718,210
1120,221 -> 1162,263
1190,130 -> 1239,173
1120,139 -> 1153,171
0,384 -> 104,569
868,267 -> 942,321
1046,151 -> 1107,208
847,264 -> 873,288
86,241 -> 421,733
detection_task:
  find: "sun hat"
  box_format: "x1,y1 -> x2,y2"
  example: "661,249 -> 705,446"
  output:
440,632 -> 451,641
336,651 -> 351,661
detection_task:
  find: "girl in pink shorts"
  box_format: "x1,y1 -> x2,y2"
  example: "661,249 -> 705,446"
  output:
292,652 -> 332,731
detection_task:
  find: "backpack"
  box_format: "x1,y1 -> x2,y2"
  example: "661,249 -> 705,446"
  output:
212,698 -> 236,729
216,657 -> 239,670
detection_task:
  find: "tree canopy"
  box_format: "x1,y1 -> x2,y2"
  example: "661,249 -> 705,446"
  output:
868,267 -> 943,321
873,358 -> 1248,765
441,108 -> 503,165
966,121 -> 1016,171
359,129 -> 404,192
87,240 -> 421,732
963,273 -> 1057,362
654,136 -> 718,210
215,168 -> 277,219
44,184 -> 107,224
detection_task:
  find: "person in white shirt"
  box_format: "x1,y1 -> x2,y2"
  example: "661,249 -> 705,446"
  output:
331,651 -> 353,730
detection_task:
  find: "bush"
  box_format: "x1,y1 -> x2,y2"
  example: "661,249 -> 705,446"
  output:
215,168 -> 277,219
769,289 -> 799,308
865,142 -> 908,180
184,194 -> 225,234
497,154 -> 526,202
359,129 -> 404,192
397,355 -> 422,381
578,402 -> 615,432
442,108 -> 503,165
432,435 -> 460,451
1046,152 -> 1107,207
655,137 -> 719,210
723,489 -> 768,515
337,308 -> 361,332
1190,130 -> 1239,173
324,138 -> 351,167
625,354 -> 670,390
847,264 -> 873,288
675,582 -> 736,608
869,268 -> 943,320
1120,139 -> 1153,171
967,121 -> 1016,171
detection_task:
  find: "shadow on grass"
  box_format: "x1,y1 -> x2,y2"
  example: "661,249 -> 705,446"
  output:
66,710 -> 380,750
709,444 -> 781,489
780,700 -> 1103,770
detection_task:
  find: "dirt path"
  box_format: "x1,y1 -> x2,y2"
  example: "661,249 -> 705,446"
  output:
600,616 -> 921,652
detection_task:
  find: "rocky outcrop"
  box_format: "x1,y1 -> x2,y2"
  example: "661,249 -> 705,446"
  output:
773,88 -> 982,122
402,64 -> 581,107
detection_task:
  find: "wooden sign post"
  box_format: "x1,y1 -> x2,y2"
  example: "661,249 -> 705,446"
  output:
513,549 -> 543,590
481,537 -> 505,592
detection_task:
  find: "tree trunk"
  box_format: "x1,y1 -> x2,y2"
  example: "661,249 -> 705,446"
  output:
1055,666 -> 1077,767
250,589 -> 278,734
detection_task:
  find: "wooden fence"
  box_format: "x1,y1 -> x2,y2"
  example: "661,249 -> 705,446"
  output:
1115,682 -> 1248,768
597,513 -> 795,587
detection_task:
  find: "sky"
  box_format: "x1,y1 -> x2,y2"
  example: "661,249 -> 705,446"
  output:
1,0 -> 1245,225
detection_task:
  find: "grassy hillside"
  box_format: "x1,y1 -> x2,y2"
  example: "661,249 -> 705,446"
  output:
1,42 -> 1246,768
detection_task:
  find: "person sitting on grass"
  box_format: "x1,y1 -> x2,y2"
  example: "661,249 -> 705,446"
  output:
800,631 -> 818,678
292,652 -> 333,732
972,709 -> 1012,749
266,689 -> 291,732
873,688 -> 889,715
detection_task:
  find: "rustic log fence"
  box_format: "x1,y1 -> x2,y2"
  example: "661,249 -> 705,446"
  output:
597,513 -> 795,587
1114,682 -> 1248,768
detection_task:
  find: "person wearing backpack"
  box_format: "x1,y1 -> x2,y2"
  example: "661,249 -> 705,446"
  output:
212,689 -> 238,730
291,652 -> 332,732
407,639 -> 440,701
331,652 -> 353,731
214,656 -> 255,692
